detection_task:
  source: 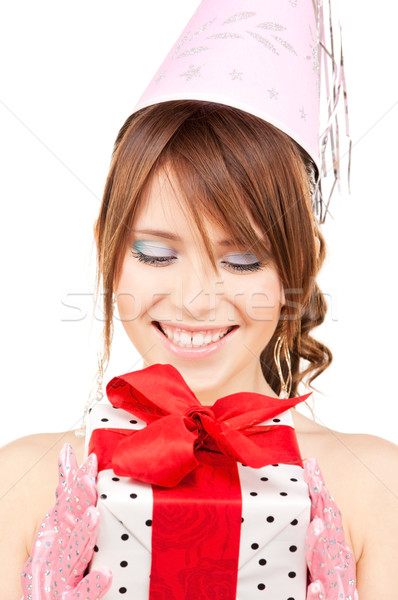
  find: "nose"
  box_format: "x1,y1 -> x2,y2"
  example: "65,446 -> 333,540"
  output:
171,256 -> 224,325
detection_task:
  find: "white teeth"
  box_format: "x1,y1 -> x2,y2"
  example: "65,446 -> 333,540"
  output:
192,333 -> 204,347
179,332 -> 192,345
159,324 -> 232,348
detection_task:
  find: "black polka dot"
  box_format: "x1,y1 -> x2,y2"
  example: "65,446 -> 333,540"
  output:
272,464 -> 279,467
260,477 -> 268,482
120,560 -> 128,567
257,583 -> 266,590
273,418 -> 281,423
280,492 -> 288,496
94,545 -> 99,552
259,558 -> 267,566
289,545 -> 297,552
266,516 -> 274,523
241,517 -> 244,523
121,533 -> 129,541
145,519 -> 152,526
100,494 -> 107,499
250,492 -> 258,496
88,408 -> 92,414
241,464 -> 248,467
290,519 -> 298,526
287,597 -> 295,600
112,477 -> 120,482
290,478 -> 298,482
251,543 -> 259,550
288,571 -> 296,578
101,418 -> 109,422
130,493 -> 137,499
119,588 -> 127,594
129,419 -> 138,424
112,405 -> 119,409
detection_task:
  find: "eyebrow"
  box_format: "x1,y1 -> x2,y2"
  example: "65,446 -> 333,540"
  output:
132,229 -> 237,247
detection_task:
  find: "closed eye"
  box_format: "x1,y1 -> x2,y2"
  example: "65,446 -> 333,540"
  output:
130,249 -> 265,272
221,252 -> 263,272
130,249 -> 177,266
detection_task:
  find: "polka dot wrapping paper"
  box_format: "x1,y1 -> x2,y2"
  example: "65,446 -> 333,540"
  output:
85,402 -> 310,599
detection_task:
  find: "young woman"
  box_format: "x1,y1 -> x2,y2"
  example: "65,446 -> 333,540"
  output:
2,99 -> 398,599
1,1 -> 398,599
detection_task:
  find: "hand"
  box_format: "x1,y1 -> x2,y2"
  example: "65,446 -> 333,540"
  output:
304,457 -> 359,600
20,443 -> 112,599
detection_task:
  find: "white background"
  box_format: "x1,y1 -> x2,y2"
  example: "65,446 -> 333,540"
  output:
0,0 -> 397,447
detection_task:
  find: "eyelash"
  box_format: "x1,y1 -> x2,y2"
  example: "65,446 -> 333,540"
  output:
130,249 -> 263,272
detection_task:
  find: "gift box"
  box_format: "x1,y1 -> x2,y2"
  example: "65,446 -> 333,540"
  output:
85,364 -> 311,599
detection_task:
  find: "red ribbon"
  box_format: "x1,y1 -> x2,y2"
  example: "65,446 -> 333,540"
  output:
150,453 -> 243,598
88,363 -> 311,599
89,363 -> 311,488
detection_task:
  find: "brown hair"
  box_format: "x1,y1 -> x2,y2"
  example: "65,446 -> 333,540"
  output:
94,100 -> 331,396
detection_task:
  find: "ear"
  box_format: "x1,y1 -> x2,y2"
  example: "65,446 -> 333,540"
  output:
93,219 -> 98,250
280,285 -> 286,307
315,235 -> 321,258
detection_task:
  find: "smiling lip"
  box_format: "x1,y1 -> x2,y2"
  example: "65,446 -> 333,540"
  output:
157,321 -> 232,332
151,321 -> 240,360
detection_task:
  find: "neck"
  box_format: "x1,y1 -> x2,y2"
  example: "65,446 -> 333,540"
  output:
142,360 -> 279,405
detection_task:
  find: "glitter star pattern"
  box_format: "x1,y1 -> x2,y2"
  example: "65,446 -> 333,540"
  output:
230,69 -> 243,81
247,31 -> 279,54
177,46 -> 209,59
155,72 -> 166,84
222,12 -> 257,25
207,32 -> 243,39
180,64 -> 203,82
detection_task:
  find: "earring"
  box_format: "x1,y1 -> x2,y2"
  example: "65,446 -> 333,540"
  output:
75,352 -> 105,438
273,335 -> 292,399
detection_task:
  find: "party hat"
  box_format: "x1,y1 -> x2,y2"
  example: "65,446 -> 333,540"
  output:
133,0 -> 350,223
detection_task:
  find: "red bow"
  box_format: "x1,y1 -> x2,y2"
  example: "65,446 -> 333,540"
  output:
89,363 -> 311,487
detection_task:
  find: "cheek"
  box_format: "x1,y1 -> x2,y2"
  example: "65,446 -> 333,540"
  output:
235,271 -> 283,324
115,259 -> 155,322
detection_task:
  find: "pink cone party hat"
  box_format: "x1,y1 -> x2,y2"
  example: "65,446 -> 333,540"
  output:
133,0 -> 350,223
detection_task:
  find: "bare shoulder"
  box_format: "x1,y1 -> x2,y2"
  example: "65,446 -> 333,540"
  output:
293,409 -> 398,494
0,430 -> 86,499
293,410 -> 398,596
293,409 -> 398,516
0,431 -> 85,597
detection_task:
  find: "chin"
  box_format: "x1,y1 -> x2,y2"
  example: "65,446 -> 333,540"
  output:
172,361 -> 238,394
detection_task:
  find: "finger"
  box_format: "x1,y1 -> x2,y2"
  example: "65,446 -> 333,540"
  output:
63,568 -> 113,600
304,458 -> 345,538
75,452 -> 98,482
305,518 -> 326,576
303,457 -> 325,498
54,457 -> 98,536
303,456 -> 318,478
56,444 -> 79,499
305,518 -> 325,562
306,580 -> 325,600
67,454 -> 98,512
65,507 -> 101,587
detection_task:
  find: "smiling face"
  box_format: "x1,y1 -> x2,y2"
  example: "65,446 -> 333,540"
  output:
96,102 -> 323,399
115,168 -> 285,404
